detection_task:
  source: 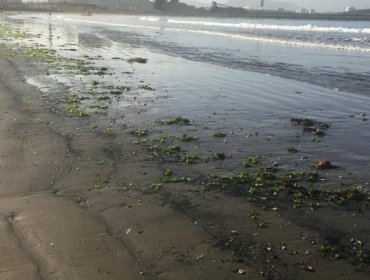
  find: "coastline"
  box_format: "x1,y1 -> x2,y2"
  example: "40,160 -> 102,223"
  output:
2,6 -> 370,22
0,16 -> 370,279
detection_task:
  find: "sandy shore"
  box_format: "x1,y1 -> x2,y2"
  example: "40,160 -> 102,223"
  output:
1,15 -> 370,279
0,56 -> 262,280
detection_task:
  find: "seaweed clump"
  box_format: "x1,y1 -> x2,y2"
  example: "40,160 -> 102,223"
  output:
291,118 -> 330,136
127,57 -> 148,64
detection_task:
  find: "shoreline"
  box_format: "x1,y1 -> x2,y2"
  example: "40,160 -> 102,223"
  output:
2,7 -> 370,22
0,16 -> 370,279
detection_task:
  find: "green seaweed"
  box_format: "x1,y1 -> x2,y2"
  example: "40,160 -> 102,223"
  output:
163,176 -> 192,183
179,134 -> 198,142
181,155 -> 200,164
156,116 -> 190,126
212,153 -> 226,160
65,105 -> 88,117
241,156 -> 261,167
130,129 -> 149,137
212,131 -> 226,138
163,169 -> 173,176
133,138 -> 148,145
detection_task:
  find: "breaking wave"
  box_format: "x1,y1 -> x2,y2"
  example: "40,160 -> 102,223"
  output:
59,16 -> 370,53
143,17 -> 370,34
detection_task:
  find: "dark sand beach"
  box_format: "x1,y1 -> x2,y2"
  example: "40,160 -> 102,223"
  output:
0,13 -> 370,279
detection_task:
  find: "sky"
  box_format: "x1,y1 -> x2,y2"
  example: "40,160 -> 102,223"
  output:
20,0 -> 370,12
282,0 -> 370,11
210,0 -> 370,12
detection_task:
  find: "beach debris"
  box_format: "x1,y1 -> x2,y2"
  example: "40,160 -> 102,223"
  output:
303,264 -> 315,272
238,269 -> 245,274
316,160 -> 334,169
196,254 -> 204,260
291,118 -> 330,136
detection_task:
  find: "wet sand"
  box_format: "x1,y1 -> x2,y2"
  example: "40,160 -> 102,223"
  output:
1,15 -> 370,279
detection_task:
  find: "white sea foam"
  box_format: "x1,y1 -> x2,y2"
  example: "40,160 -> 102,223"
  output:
158,19 -> 370,35
58,16 -> 370,53
139,16 -> 161,22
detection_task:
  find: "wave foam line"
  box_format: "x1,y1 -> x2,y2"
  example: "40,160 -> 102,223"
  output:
58,16 -> 370,53
159,18 -> 370,35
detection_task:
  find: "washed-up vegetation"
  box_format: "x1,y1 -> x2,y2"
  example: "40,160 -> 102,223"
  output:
241,156 -> 261,167
212,131 -> 226,138
204,167 -> 369,212
65,105 -> 88,117
291,118 -> 330,136
156,116 -> 190,125
163,176 -> 192,183
179,133 -> 198,142
60,97 -> 80,104
130,129 -> 149,137
181,155 -> 200,164
127,57 -> 148,64
212,152 -> 225,160
149,144 -> 182,155
0,24 -> 29,39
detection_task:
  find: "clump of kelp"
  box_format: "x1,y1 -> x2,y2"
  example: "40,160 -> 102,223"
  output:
156,116 -> 190,126
127,57 -> 148,64
202,165 -> 369,212
291,118 -> 330,137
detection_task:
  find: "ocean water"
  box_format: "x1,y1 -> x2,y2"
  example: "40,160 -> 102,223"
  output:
4,13 -> 370,174
58,14 -> 370,95
8,14 -> 370,94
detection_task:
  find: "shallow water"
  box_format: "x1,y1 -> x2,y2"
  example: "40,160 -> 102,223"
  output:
7,14 -> 370,94
3,13 -> 370,183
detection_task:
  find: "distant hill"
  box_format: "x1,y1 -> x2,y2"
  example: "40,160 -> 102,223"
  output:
223,0 -> 300,11
345,8 -> 370,15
